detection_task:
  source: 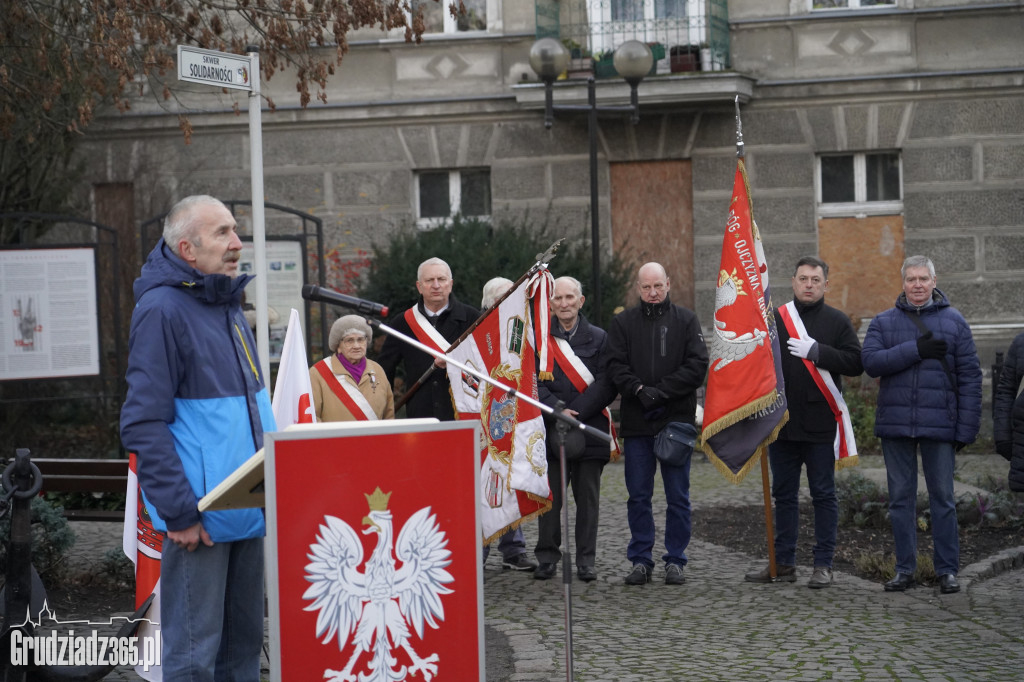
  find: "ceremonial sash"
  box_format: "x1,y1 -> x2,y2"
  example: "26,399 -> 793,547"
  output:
778,301 -> 857,465
313,359 -> 378,421
551,337 -> 621,460
405,306 -> 450,353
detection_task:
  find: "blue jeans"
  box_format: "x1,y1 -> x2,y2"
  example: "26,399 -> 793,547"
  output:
769,440 -> 838,568
161,536 -> 265,681
882,438 -> 960,576
481,527 -> 526,562
623,435 -> 692,568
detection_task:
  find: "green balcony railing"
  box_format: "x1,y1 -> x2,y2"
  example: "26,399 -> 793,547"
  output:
536,0 -> 730,75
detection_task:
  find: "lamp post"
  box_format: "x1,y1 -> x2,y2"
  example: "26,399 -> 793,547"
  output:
529,37 -> 653,328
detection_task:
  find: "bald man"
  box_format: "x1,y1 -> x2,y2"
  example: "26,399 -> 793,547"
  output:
605,262 -> 708,586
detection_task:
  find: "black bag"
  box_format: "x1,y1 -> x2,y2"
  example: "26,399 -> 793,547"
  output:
654,422 -> 697,466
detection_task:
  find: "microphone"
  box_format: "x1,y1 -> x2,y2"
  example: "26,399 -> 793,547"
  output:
301,284 -> 389,317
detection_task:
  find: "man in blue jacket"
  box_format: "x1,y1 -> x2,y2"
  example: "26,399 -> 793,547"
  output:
121,195 -> 275,679
862,255 -> 981,595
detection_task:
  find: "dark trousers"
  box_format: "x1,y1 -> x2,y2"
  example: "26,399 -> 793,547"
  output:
769,439 -> 838,568
535,458 -> 605,567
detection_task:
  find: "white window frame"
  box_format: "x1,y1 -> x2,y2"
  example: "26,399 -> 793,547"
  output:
415,169 -> 491,230
816,152 -> 903,218
591,0 -> 702,57
808,0 -> 896,11
405,0 -> 502,38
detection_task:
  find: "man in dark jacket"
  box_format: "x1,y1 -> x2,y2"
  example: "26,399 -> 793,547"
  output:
376,257 -> 478,421
121,195 -> 274,678
534,276 -> 617,582
994,332 -> 1024,491
862,255 -> 982,595
605,263 -> 709,586
744,256 -> 862,589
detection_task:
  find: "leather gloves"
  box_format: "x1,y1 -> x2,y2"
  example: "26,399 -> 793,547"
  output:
787,336 -> 819,361
637,385 -> 669,411
916,331 -> 948,360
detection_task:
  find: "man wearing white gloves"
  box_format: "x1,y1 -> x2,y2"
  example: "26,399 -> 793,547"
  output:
745,256 -> 863,588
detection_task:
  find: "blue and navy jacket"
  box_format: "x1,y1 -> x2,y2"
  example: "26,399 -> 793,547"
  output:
861,288 -> 981,445
120,239 -> 275,541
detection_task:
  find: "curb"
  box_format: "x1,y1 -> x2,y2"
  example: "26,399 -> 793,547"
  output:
958,543 -> 1024,590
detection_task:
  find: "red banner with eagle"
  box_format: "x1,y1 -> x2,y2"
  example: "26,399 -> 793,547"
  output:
700,158 -> 788,482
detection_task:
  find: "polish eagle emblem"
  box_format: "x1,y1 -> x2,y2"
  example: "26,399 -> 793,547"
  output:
710,268 -> 767,371
303,488 -> 454,682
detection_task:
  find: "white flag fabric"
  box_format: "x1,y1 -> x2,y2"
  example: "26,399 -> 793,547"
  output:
123,454 -> 163,681
446,273 -> 553,543
272,308 -> 317,428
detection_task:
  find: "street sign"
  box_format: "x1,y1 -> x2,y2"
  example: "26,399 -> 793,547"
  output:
177,45 -> 253,92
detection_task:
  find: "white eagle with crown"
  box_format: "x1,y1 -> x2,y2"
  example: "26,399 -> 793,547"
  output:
303,487 -> 454,682
710,267 -> 767,371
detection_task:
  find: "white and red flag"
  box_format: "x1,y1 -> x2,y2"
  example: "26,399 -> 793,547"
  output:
700,158 -> 789,482
123,452 -> 163,681
447,271 -> 553,543
272,308 -> 317,429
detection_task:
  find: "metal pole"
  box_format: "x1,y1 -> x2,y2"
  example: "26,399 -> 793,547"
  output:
588,78 -> 602,327
248,46 -> 271,392
554,412 -> 574,682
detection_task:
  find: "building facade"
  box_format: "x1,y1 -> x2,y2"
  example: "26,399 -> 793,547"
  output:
81,0 -> 1024,362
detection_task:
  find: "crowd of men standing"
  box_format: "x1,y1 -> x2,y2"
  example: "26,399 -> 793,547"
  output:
121,193 -> 994,679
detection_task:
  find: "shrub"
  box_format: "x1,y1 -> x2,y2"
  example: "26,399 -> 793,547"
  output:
0,496 -> 76,585
854,552 -> 935,584
844,375 -> 880,455
836,470 -> 889,529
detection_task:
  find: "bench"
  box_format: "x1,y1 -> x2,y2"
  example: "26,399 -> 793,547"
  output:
32,458 -> 130,522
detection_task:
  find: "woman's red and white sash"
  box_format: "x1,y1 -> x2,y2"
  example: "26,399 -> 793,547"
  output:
405,306 -> 451,354
313,359 -> 378,421
778,301 -> 857,463
550,337 -> 621,460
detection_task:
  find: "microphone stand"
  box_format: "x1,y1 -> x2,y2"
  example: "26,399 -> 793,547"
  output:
552,401 -> 575,682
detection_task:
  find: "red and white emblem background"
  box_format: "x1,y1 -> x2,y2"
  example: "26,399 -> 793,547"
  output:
265,420 -> 484,681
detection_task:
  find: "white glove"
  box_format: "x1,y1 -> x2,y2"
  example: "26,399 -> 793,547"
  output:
787,335 -> 818,360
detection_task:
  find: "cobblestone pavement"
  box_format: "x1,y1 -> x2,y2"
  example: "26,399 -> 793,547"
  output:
63,455 -> 1024,680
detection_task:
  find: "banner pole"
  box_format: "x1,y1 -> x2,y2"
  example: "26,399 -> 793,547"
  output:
759,447 -> 779,578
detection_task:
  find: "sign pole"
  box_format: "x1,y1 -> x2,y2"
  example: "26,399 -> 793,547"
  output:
247,46 -> 271,393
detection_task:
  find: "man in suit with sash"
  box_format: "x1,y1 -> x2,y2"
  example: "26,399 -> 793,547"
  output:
745,256 -> 862,589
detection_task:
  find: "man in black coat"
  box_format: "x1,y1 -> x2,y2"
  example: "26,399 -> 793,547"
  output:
533,276 -> 617,582
605,262 -> 709,586
744,256 -> 862,589
376,257 -> 478,421
993,331 -> 1024,491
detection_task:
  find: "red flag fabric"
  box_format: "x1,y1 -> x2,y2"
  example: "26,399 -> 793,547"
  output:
123,452 -> 164,680
446,272 -> 553,543
272,308 -> 317,429
700,159 -> 789,482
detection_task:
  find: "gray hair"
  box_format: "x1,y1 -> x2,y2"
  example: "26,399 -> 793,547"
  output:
417,257 -> 452,282
164,195 -> 228,257
481,277 -> 513,308
901,255 -> 936,280
329,314 -> 372,352
553,276 -> 583,298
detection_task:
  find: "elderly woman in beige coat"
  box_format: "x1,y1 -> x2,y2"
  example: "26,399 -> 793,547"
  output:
309,315 -> 394,421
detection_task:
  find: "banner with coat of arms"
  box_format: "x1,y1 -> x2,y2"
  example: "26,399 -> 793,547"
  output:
447,272 -> 553,543
700,158 -> 789,483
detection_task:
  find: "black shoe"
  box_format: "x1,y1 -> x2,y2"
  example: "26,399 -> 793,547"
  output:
624,563 -> 652,585
534,562 -> 557,580
502,554 -> 538,572
744,564 -> 796,584
938,573 -> 961,594
664,564 -> 685,585
884,572 -> 915,592
577,566 -> 597,582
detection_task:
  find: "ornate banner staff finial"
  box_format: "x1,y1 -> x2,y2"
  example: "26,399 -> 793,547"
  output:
735,95 -> 744,159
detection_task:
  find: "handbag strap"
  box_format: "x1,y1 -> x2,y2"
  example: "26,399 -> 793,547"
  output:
902,309 -> 957,393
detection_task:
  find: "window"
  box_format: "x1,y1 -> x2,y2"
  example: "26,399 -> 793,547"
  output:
416,169 -> 491,228
817,152 -> 902,216
411,0 -> 487,34
811,0 -> 895,9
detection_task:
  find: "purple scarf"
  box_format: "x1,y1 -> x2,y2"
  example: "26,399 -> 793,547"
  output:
338,354 -> 367,384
